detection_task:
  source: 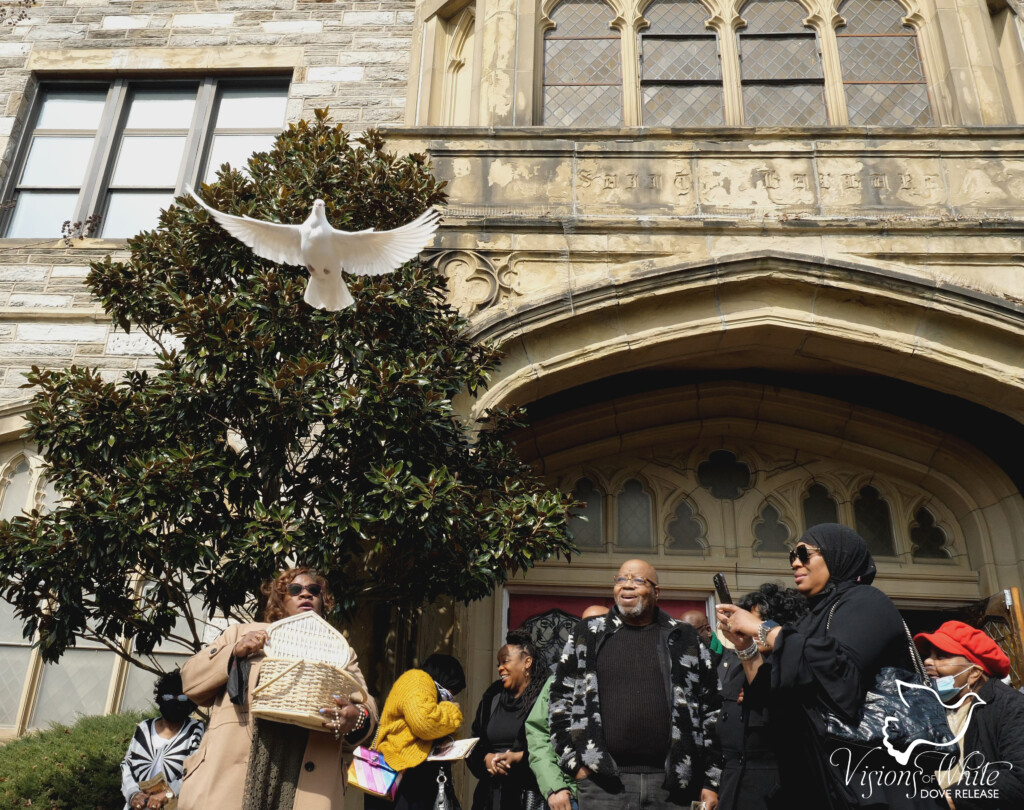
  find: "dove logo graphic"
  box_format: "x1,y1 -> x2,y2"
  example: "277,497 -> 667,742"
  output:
881,678 -> 986,766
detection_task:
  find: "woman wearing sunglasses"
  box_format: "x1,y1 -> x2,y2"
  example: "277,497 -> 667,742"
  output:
178,567 -> 377,810
121,669 -> 204,810
716,524 -> 945,810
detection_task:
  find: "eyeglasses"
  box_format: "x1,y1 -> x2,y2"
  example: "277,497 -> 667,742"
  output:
613,575 -> 656,587
287,582 -> 323,597
788,545 -> 821,566
160,694 -> 189,702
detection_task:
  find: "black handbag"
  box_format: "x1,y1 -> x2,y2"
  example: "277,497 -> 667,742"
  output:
520,789 -> 545,810
822,603 -> 954,759
433,767 -> 461,810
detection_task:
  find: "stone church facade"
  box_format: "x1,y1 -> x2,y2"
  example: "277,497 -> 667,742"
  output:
0,0 -> 1022,764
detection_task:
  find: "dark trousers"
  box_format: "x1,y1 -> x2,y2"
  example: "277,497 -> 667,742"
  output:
576,772 -> 685,810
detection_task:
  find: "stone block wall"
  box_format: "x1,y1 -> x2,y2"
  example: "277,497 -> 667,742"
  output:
0,0 -> 416,406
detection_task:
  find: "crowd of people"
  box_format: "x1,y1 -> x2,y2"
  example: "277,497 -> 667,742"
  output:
121,524 -> 1024,810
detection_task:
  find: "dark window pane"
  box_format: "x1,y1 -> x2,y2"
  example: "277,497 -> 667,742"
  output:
803,483 -> 839,528
854,486 -> 896,557
617,478 -> 653,548
568,477 -> 604,548
754,504 -> 791,553
667,500 -> 705,551
911,507 -> 952,560
698,450 -> 751,500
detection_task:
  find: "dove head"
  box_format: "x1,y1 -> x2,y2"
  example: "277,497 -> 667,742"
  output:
312,199 -> 327,219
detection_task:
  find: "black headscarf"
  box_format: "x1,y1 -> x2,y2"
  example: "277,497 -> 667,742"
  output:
422,653 -> 466,696
792,523 -> 876,637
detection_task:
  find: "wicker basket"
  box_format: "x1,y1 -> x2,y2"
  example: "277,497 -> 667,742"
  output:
251,612 -> 367,731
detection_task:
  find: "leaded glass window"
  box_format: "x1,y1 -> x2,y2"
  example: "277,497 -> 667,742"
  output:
803,483 -> 839,528
0,601 -> 32,730
754,503 -> 791,552
640,0 -> 724,125
739,0 -> 826,125
837,0 -> 932,125
698,450 -> 751,499
543,0 -> 624,126
666,500 -> 705,551
911,507 -> 952,560
616,478 -> 653,548
854,485 -> 897,557
569,477 -> 605,548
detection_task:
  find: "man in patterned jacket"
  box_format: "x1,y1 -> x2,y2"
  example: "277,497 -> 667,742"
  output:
549,559 -> 721,809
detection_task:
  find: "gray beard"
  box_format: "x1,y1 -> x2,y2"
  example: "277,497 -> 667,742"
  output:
617,596 -> 648,617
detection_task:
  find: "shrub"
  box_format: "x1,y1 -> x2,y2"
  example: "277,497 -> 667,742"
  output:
0,711 -> 150,809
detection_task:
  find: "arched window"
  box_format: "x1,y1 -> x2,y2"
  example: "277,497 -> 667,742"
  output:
640,0 -> 723,125
803,483 -> 839,529
441,9 -> 475,126
911,507 -> 952,560
854,485 -> 897,557
543,0 -> 623,126
837,0 -> 931,124
739,0 -> 826,125
754,503 -> 791,553
616,478 -> 653,548
569,477 -> 604,548
0,458 -> 32,521
666,499 -> 705,551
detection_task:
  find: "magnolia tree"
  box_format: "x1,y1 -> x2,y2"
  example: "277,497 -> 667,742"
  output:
0,110 -> 576,672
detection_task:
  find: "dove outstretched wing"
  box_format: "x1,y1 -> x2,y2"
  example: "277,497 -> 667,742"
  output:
185,185 -> 305,268
329,207 -> 441,276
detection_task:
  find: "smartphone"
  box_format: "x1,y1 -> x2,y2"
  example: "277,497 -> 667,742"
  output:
713,572 -> 732,605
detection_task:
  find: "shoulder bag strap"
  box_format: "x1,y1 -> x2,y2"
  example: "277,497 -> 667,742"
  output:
826,600 -> 927,681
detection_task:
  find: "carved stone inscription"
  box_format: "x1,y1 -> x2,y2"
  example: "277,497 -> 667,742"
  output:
427,147 -> 1024,217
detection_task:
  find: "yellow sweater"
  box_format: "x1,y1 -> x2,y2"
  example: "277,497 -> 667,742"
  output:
375,668 -> 464,771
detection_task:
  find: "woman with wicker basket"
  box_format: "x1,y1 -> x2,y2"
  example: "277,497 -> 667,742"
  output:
177,567 -> 378,810
364,654 -> 467,810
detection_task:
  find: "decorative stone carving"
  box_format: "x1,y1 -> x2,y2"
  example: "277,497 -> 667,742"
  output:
431,250 -> 515,313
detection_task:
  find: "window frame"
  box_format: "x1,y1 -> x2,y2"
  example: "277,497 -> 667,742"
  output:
1,75 -> 290,239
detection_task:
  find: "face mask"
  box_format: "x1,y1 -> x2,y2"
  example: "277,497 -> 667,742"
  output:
159,700 -> 194,723
933,666 -> 975,701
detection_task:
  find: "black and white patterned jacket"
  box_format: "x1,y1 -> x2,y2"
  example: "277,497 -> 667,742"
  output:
549,607 -> 722,797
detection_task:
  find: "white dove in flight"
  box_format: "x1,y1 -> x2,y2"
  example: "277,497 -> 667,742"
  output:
184,185 -> 440,311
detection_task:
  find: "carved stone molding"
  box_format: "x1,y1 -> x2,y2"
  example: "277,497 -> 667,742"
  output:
431,249 -> 515,313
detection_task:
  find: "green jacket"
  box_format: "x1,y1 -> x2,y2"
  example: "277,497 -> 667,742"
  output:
525,676 -> 576,800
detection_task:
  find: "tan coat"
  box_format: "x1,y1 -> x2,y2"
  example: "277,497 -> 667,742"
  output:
178,622 -> 377,810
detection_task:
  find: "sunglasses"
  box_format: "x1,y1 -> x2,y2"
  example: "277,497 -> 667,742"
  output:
287,582 -> 323,597
160,694 -> 189,702
788,545 -> 821,566
613,575 -> 656,587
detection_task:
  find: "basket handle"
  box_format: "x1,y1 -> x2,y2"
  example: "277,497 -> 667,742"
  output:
252,659 -> 302,695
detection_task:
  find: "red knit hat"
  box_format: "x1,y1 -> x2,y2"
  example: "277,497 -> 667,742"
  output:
914,621 -> 1010,678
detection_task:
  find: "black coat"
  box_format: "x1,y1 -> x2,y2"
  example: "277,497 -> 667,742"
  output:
751,583 -> 945,810
953,677 -> 1024,810
715,651 -> 778,810
467,680 -> 540,810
